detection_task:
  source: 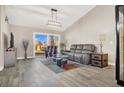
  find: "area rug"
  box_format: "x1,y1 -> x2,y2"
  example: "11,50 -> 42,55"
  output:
63,63 -> 81,70
40,57 -> 82,74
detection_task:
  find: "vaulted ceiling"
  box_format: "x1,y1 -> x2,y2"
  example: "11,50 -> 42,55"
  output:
5,5 -> 95,31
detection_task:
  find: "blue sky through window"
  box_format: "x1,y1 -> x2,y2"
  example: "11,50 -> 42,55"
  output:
35,34 -> 47,44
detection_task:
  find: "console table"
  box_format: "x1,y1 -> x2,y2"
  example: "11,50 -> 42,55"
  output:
4,50 -> 17,67
91,53 -> 108,68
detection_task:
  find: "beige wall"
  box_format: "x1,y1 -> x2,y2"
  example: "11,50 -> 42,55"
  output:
9,24 -> 63,59
0,6 -> 9,71
64,6 -> 116,64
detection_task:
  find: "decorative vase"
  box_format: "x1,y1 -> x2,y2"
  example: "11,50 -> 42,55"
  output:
24,51 -> 27,59
23,40 -> 29,60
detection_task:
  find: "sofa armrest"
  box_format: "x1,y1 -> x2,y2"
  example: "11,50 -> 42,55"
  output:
65,50 -> 70,52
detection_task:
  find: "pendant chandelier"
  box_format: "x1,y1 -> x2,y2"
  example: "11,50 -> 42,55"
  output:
47,8 -> 62,28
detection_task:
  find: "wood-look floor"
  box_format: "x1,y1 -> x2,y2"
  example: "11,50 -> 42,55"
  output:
0,57 -> 119,87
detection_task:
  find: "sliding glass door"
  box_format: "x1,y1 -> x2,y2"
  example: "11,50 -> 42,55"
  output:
116,5 -> 124,86
34,33 -> 60,56
48,35 -> 59,46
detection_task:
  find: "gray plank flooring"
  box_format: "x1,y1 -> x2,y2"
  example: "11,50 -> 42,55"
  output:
0,57 -> 119,87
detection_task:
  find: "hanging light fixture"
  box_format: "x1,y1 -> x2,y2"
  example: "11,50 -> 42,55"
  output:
47,8 -> 62,28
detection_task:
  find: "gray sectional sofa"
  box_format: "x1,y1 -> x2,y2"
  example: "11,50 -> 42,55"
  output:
63,44 -> 96,65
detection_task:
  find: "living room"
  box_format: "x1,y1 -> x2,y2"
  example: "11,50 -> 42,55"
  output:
0,4 -> 123,87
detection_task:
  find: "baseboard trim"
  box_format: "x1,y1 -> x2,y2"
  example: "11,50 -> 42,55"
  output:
0,66 -> 4,71
109,62 -> 115,66
17,56 -> 34,60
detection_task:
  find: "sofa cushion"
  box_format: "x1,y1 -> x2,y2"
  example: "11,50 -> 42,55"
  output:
70,49 -> 75,53
75,50 -> 82,53
70,45 -> 77,50
81,54 -> 91,65
66,52 -> 74,60
74,53 -> 82,62
76,45 -> 83,50
83,44 -> 96,52
70,45 -> 76,53
63,51 -> 70,55
82,50 -> 93,54
63,52 -> 74,60
75,45 -> 83,53
74,53 -> 82,58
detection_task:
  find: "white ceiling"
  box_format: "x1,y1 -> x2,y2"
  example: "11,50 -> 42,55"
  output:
5,5 -> 95,31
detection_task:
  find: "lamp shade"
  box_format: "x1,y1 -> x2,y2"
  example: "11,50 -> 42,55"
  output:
99,34 -> 106,41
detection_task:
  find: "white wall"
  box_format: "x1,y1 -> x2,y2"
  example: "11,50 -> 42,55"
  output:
0,6 -> 9,71
9,24 -> 63,59
64,6 -> 116,65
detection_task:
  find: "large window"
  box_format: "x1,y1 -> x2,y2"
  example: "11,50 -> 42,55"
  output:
34,33 -> 60,56
35,34 -> 47,54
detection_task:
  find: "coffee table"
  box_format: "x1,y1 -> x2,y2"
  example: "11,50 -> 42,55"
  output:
53,54 -> 69,59
52,54 -> 69,67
